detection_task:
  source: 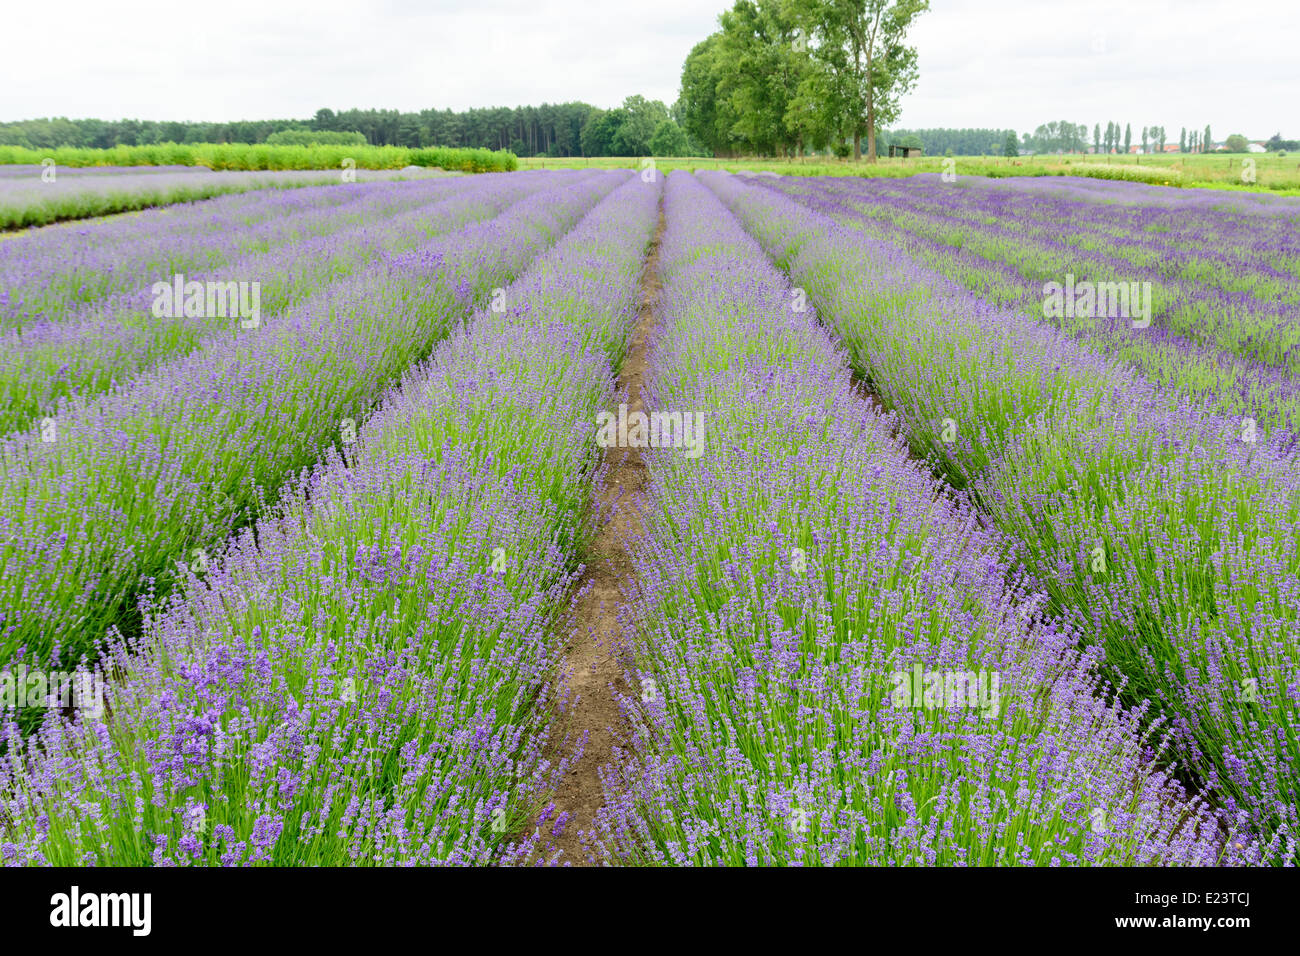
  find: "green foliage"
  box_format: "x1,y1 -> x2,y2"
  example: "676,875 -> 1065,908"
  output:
613,96 -> 670,156
804,0 -> 931,160
677,37 -> 733,156
1025,121 -> 1089,153
0,143 -> 517,173
0,104 -> 601,158
1003,132 -> 1019,158
649,120 -> 692,157
265,128 -> 368,146
885,127 -> 1014,156
580,109 -> 625,157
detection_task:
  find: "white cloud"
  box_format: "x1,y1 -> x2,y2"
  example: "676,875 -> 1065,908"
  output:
1,0 -> 1295,138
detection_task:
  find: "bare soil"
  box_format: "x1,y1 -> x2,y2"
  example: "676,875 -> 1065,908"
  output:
546,201 -> 664,865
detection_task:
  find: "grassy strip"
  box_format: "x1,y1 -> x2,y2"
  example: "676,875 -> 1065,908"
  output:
517,153 -> 1300,194
0,144 -> 516,173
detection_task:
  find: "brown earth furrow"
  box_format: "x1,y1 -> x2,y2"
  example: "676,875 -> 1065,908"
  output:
545,200 -> 664,865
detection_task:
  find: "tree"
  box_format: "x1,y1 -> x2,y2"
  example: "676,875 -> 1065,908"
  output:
612,95 -> 669,155
1203,124 -> 1212,152
1003,131 -> 1018,157
649,120 -> 692,156
1224,133 -> 1249,153
1141,126 -> 1148,153
805,0 -> 930,162
1093,123 -> 1101,154
715,0 -> 811,156
677,36 -> 735,156
877,127 -> 1017,155
1124,122 -> 1131,154
580,109 -> 624,156
1026,121 -> 1088,153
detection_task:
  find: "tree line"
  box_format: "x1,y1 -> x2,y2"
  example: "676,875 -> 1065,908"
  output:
0,101 -> 693,158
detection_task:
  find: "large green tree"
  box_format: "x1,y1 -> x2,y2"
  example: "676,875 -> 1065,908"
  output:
580,108 -> 624,156
803,0 -> 929,161
676,36 -> 735,155
612,95 -> 670,156
649,120 -> 692,156
719,1 -> 814,155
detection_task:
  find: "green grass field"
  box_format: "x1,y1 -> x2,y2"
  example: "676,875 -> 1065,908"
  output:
518,152 -> 1300,194
0,143 -> 517,173
4,143 -> 1292,193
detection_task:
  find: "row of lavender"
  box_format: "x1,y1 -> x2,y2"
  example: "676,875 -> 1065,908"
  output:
0,173 -> 560,434
763,174 -> 1300,440
0,165 -> 453,230
783,173 -> 1300,350
0,171 -> 619,673
585,171 -> 1249,865
1,173 -> 522,326
0,172 -> 660,865
703,170 -> 1299,864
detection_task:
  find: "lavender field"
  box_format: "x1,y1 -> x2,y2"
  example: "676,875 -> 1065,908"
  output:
0,164 -> 457,230
0,167 -> 1295,868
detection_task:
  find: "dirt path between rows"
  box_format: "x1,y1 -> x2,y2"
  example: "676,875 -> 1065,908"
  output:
546,201 -> 664,865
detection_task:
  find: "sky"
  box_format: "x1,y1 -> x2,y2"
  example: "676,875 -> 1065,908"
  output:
3,0 -> 1296,137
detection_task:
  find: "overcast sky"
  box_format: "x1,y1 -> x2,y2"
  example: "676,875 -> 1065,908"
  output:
4,0 -> 1296,137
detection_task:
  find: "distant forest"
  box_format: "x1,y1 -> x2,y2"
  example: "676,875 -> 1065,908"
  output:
2,111 -> 1289,159
0,105 -> 672,158
0,110 -> 1022,158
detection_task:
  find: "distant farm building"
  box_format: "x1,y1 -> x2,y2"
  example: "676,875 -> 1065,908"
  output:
889,145 -> 923,159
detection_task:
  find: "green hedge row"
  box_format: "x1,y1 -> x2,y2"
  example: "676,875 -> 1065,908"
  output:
0,142 -> 518,173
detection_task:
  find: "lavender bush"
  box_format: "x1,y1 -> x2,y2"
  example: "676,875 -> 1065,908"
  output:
0,171 -> 623,670
0,171 -> 659,866
0,165 -> 456,230
702,170 -> 1298,864
589,172 -> 1253,867
0,172 -> 559,434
